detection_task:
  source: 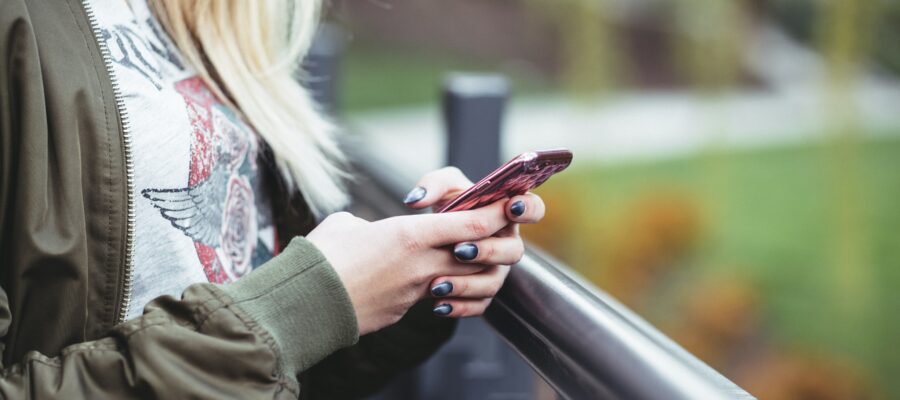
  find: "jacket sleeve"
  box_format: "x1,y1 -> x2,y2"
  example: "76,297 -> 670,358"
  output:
0,237 -> 360,399
300,298 -> 458,399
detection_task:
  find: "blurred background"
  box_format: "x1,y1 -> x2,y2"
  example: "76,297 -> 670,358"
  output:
321,0 -> 900,398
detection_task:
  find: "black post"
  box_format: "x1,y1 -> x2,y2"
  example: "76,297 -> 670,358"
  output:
406,73 -> 538,400
443,73 -> 509,178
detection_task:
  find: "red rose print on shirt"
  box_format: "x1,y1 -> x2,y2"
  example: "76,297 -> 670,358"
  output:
141,77 -> 274,283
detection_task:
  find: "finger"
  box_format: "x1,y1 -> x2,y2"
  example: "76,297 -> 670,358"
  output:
417,248 -> 488,284
320,211 -> 368,225
427,250 -> 488,277
432,298 -> 493,318
450,236 -> 524,266
429,265 -> 510,299
494,223 -> 519,238
403,167 -> 473,209
412,199 -> 510,246
505,193 -> 545,224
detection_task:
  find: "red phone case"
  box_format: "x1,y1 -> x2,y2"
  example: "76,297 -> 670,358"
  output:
438,149 -> 573,213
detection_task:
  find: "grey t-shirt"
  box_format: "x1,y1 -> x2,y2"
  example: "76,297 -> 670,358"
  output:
90,0 -> 277,320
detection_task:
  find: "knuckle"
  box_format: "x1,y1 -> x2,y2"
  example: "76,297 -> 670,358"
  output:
420,169 -> 440,184
465,218 -> 490,238
457,278 -> 470,296
405,291 -> 421,307
445,166 -> 472,186
512,240 -> 525,264
444,166 -> 464,177
395,224 -> 421,251
403,259 -> 427,283
325,211 -> 352,223
412,268 -> 434,287
470,301 -> 489,317
512,254 -> 524,265
411,271 -> 428,287
481,242 -> 496,262
489,278 -> 505,296
453,302 -> 468,316
388,310 -> 404,326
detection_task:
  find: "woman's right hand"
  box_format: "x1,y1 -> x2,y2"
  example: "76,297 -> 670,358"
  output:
306,200 -> 515,336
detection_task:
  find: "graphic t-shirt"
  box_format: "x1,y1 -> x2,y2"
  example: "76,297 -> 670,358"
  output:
89,0 -> 278,320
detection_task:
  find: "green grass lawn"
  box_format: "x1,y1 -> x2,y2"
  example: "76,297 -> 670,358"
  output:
529,134 -> 900,397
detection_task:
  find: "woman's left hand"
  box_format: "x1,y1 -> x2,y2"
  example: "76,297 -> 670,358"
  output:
403,167 -> 546,318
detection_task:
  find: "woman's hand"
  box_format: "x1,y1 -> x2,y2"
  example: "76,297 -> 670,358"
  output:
402,167 -> 545,319
307,197 -> 509,335
307,167 -> 544,336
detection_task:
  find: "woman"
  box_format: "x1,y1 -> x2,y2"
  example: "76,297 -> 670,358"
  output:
0,0 -> 545,398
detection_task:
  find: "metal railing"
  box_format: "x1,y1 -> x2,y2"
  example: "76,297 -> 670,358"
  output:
345,139 -> 755,400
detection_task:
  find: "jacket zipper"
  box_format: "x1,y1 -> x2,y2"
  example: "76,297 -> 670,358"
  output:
82,0 -> 137,324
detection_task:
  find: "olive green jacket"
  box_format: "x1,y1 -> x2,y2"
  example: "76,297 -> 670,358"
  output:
0,0 -> 454,398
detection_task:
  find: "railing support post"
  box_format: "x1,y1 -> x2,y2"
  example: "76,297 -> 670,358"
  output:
399,73 -> 541,400
443,74 -> 509,178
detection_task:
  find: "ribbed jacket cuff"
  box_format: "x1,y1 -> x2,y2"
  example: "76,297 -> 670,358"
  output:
220,236 -> 359,378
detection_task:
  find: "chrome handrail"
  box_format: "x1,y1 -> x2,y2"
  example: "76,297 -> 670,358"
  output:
487,247 -> 755,400
345,140 -> 756,400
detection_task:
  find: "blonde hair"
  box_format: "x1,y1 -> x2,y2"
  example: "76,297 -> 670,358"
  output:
148,0 -> 349,218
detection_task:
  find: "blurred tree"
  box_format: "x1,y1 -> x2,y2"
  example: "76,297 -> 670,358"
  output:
817,0 -> 879,381
525,0 -> 623,96
770,0 -> 898,76
671,0 -> 746,92
872,1 -> 900,75
669,0 -> 748,276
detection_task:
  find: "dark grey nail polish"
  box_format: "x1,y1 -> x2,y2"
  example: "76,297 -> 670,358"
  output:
403,186 -> 427,204
431,282 -> 453,297
453,243 -> 478,261
433,304 -> 453,316
510,200 -> 526,217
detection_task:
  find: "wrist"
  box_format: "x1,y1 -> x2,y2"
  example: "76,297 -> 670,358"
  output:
220,236 -> 359,377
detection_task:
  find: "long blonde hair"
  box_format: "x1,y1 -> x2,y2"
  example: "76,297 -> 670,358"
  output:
148,0 -> 348,218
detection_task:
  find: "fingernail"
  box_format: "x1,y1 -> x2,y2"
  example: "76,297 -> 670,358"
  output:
431,282 -> 454,297
403,186 -> 427,204
453,243 -> 478,261
510,200 -> 526,217
433,303 -> 453,316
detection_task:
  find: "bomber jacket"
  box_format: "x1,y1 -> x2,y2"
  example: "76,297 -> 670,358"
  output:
0,0 -> 455,398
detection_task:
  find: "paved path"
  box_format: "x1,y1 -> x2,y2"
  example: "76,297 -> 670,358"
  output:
347,25 -> 900,182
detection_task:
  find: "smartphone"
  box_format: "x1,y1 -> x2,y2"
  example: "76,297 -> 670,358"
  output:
437,149 -> 573,213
